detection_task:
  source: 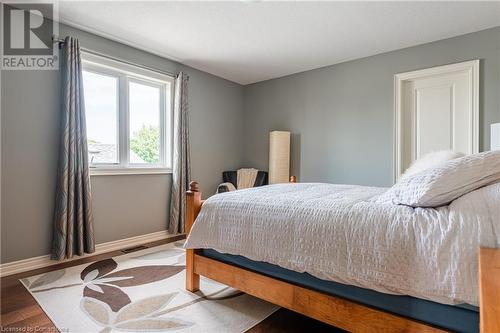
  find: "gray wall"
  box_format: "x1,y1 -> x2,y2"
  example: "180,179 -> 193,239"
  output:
1,23 -> 244,263
243,27 -> 500,187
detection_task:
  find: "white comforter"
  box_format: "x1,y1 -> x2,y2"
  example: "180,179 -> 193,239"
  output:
185,183 -> 500,306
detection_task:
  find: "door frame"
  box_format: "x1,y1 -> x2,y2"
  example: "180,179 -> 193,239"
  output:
393,60 -> 480,183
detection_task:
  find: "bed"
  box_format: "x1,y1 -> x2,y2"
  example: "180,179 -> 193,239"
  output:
183,161 -> 500,332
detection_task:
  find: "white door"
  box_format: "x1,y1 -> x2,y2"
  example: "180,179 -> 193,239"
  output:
394,60 -> 479,182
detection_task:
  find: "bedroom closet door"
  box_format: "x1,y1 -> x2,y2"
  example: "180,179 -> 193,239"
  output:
394,60 -> 479,182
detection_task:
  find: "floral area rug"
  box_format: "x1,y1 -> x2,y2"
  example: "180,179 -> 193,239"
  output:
21,241 -> 278,333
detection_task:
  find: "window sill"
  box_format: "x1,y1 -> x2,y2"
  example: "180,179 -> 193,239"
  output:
90,168 -> 172,176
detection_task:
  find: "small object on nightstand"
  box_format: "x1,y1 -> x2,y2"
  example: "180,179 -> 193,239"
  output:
491,123 -> 500,151
289,176 -> 297,183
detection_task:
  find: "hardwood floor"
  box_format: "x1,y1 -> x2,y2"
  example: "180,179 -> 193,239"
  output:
1,236 -> 341,332
247,308 -> 344,333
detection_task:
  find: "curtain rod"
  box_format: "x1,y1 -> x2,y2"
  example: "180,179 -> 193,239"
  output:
53,36 -> 178,78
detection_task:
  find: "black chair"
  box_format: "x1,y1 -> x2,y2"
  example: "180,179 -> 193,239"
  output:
217,170 -> 269,193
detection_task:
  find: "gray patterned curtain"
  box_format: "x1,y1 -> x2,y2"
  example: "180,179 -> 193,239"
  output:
169,72 -> 191,234
52,36 -> 95,260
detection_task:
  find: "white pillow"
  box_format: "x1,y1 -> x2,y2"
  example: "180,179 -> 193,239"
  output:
401,150 -> 464,179
386,150 -> 500,207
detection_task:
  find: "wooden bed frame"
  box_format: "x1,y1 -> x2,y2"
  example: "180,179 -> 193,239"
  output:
185,180 -> 497,333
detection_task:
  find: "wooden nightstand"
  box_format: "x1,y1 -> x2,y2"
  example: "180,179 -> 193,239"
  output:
479,248 -> 500,332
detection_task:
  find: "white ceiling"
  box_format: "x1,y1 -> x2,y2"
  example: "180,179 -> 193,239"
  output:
57,1 -> 500,85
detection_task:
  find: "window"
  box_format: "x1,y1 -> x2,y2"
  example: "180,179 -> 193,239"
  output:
82,52 -> 173,175
83,71 -> 119,165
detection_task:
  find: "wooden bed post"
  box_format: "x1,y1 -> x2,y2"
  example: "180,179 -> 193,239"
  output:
186,181 -> 202,292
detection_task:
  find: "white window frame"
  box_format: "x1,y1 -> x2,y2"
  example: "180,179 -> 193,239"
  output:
82,52 -> 174,176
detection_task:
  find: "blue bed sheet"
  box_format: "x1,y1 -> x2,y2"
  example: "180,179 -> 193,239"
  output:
201,249 -> 478,333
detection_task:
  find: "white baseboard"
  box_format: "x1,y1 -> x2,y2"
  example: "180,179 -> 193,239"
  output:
0,230 -> 179,277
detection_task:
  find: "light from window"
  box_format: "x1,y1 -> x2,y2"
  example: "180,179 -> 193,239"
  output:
129,81 -> 161,165
83,71 -> 119,165
82,52 -> 173,172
